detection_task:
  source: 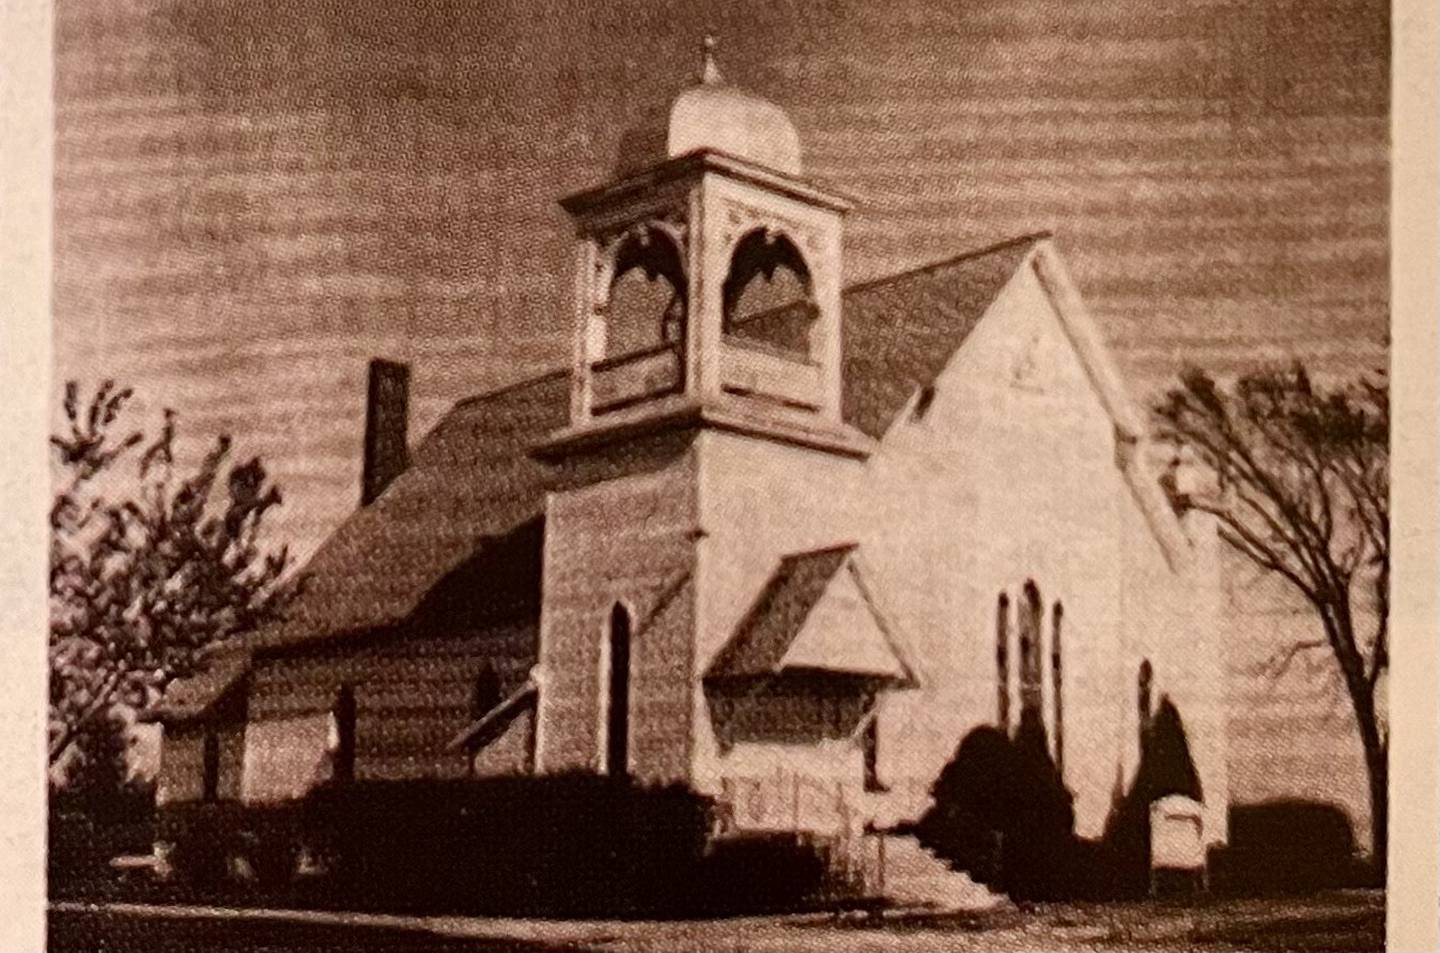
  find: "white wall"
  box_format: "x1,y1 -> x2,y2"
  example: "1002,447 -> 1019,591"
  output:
695,251 -> 1227,842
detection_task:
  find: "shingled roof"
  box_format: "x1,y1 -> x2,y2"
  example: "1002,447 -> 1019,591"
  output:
140,651 -> 248,723
153,234 -> 1042,721
254,371 -> 570,650
840,233 -> 1042,439
706,544 -> 856,678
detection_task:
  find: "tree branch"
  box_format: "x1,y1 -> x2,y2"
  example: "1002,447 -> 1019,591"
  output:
1263,639 -> 1329,679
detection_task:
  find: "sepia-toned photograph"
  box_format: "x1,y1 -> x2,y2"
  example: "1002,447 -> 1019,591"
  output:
27,0 -> 1411,949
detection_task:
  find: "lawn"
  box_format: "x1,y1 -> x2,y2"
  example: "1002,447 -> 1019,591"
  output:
49,891 -> 1383,953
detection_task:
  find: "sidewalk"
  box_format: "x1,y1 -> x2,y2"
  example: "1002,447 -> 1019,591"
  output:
49,891 -> 1385,953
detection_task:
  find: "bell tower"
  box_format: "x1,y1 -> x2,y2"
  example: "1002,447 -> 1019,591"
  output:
538,38 -> 871,461
531,42 -> 870,784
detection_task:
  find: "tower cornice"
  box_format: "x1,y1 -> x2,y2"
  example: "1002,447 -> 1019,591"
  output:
530,395 -> 874,463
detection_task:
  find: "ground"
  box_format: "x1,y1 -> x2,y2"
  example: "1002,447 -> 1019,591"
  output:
50,892 -> 1383,952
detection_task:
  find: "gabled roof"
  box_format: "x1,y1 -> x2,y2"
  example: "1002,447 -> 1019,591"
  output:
253,372 -> 570,651
1028,244 -> 1194,569
152,233 -> 1068,719
264,232 -> 1046,653
840,234 -> 1044,440
706,544 -> 915,683
707,544 -> 856,678
142,651 -> 248,724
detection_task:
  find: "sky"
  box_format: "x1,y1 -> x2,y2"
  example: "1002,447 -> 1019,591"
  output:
54,0 -> 1389,560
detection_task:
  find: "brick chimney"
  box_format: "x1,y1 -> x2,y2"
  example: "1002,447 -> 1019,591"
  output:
361,358 -> 410,506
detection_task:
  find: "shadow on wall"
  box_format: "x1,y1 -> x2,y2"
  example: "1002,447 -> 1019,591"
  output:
914,697 -> 1206,901
1101,695 -> 1203,897
408,516 -> 545,632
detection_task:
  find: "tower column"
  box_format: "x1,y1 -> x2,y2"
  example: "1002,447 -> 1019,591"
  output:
813,235 -> 844,423
570,237 -> 597,423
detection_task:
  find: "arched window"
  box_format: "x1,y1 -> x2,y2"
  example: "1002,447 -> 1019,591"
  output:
330,684 -> 357,783
470,662 -> 502,721
721,229 -> 815,357
1019,581 -> 1043,720
202,731 -> 220,803
605,604 -> 632,778
995,593 -> 1011,731
602,226 -> 687,359
1138,659 -> 1154,746
1052,601 -> 1065,778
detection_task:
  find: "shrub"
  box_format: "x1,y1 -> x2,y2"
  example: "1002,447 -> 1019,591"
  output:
49,776 -> 156,900
696,833 -> 831,914
301,774 -> 715,916
1100,697 -> 1206,898
916,715 -> 1080,901
1211,800 -> 1374,895
160,801 -> 302,893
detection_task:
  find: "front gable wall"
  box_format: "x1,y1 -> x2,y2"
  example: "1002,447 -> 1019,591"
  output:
695,247 -> 1223,840
871,251 -> 1132,835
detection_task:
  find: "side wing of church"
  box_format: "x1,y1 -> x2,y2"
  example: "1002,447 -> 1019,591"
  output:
152,51 -> 1228,856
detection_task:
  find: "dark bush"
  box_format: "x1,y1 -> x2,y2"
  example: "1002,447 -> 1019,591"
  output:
48,811 -> 106,895
1211,800 -> 1374,895
49,778 -> 156,900
1101,697 -> 1205,898
916,713 -> 1081,901
150,777 -> 868,916
696,833 -> 830,914
160,801 -> 302,892
301,774 -> 715,917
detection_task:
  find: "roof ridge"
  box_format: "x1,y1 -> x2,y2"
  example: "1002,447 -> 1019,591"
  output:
843,231 -> 1051,297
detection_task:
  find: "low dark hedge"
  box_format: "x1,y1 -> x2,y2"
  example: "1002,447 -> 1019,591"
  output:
1209,800 -> 1378,896
150,776 -> 878,916
696,833 -> 831,914
49,795 -> 156,901
299,774 -> 716,916
158,800 -> 302,892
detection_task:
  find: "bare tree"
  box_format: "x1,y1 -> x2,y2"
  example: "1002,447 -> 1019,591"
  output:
1153,364 -> 1388,870
49,381 -> 296,771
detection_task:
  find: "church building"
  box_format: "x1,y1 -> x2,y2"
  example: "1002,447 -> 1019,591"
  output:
153,46 -> 1229,880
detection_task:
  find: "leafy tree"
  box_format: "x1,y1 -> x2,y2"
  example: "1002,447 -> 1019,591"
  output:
49,381 -> 295,771
1153,364 -> 1388,869
52,710 -> 130,807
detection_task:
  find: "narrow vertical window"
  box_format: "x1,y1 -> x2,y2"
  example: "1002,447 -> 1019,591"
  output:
995,593 -> 1011,731
606,604 -> 632,778
332,684 -> 357,783
201,731 -> 220,802
862,717 -> 884,792
1052,601 -> 1065,778
1138,659 -> 1154,747
1019,581 -> 1043,720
